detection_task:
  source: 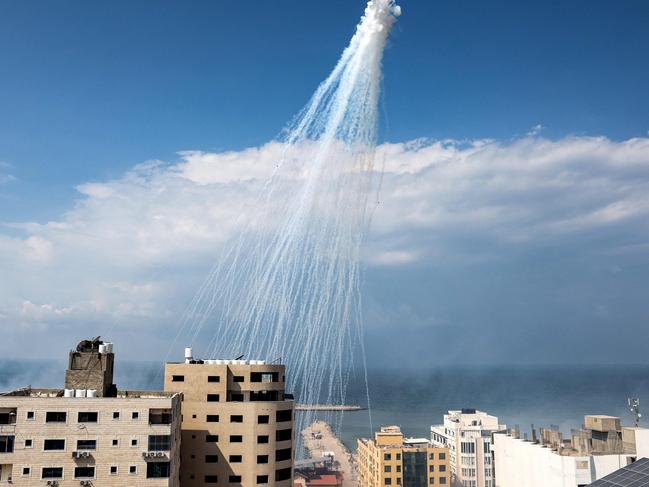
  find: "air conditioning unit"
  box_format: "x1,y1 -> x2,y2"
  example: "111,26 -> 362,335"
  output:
79,481 -> 92,486
82,451 -> 91,458
156,451 -> 166,457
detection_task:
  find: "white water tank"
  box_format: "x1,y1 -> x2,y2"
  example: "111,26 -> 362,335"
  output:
75,389 -> 87,398
87,389 -> 97,398
64,389 -> 74,398
105,342 -> 113,353
184,347 -> 193,364
98,344 -> 107,354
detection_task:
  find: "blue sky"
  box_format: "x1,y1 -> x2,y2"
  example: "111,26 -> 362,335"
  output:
1,1 -> 649,364
1,0 -> 648,221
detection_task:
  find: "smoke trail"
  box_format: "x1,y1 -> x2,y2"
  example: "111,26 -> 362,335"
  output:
179,0 -> 400,449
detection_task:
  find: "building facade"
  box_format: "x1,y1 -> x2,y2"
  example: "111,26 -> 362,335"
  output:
492,415 -> 649,487
164,348 -> 294,487
357,425 -> 450,487
0,339 -> 181,486
430,409 -> 505,487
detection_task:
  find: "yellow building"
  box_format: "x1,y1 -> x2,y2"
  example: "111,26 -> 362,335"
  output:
357,426 -> 449,487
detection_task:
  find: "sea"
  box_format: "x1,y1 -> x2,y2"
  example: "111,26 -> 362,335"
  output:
2,360 -> 647,452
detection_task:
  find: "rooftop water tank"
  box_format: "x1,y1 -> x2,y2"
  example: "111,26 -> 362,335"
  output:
75,389 -> 87,398
64,389 -> 74,398
98,344 -> 108,354
87,389 -> 97,398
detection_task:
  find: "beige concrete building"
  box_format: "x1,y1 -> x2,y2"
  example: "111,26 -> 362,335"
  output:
357,425 -> 450,487
430,409 -> 505,487
164,348 -> 294,487
0,338 -> 181,486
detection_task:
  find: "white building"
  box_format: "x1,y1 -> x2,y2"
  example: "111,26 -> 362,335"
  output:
492,415 -> 649,487
431,409 -> 505,487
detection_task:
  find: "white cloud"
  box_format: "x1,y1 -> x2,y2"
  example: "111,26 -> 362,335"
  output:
1,135 -> 648,358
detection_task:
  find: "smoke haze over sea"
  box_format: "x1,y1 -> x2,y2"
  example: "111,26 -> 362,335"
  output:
2,360 -> 647,451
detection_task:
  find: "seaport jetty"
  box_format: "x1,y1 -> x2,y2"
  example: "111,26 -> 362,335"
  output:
296,403 -> 364,411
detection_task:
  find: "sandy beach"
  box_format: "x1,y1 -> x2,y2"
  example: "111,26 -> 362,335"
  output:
302,420 -> 357,487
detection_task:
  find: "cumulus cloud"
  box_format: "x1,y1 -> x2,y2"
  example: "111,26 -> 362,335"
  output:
1,135 -> 648,362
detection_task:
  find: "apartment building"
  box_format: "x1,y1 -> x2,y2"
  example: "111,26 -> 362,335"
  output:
164,348 -> 294,487
0,338 -> 181,486
430,409 -> 505,487
492,415 -> 649,487
357,425 -> 450,487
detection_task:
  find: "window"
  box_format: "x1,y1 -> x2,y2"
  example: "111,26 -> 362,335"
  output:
384,453 -> 391,461
129,465 -> 137,474
275,468 -> 291,481
276,409 -> 292,422
251,372 -> 279,382
75,467 -> 95,479
229,455 -> 242,463
461,442 -> 475,454
258,454 -> 269,463
132,411 -> 139,420
45,411 -> 66,423
258,435 -> 269,444
25,439 -> 33,448
258,415 -> 269,424
77,439 -> 97,450
131,438 -> 138,447
208,375 -> 220,382
231,415 -> 243,423
276,428 -> 292,442
396,453 -> 401,460
172,375 -> 184,382
229,393 -> 244,402
147,462 -> 170,479
22,467 -> 31,476
439,465 -> 446,472
429,453 -> 435,460
44,439 -> 65,451
206,455 -> 218,463
230,435 -> 243,443
148,435 -> 170,451
26,411 -> 34,420
439,478 -> 446,485
233,375 -> 245,382
207,415 -> 219,422
397,466 -> 401,473
110,466 -> 118,475
112,439 -> 119,446
385,466 -> 392,472
429,465 -> 435,473
257,475 -> 269,484
230,475 -> 242,483
206,434 -> 219,442
439,453 -> 446,460
271,448 -> 289,465
429,478 -> 435,484
113,411 -> 120,419
385,479 -> 392,485
42,467 -> 63,479
78,411 -> 98,423
207,394 -> 220,402
205,475 -> 219,483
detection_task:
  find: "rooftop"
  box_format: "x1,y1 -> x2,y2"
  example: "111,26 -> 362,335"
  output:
1,387 -> 178,399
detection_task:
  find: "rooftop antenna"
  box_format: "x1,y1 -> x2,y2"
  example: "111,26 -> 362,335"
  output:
628,398 -> 642,427
235,354 -> 244,360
